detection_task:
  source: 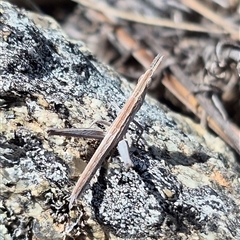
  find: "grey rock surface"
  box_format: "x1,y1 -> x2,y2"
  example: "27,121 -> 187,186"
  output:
0,2 -> 239,239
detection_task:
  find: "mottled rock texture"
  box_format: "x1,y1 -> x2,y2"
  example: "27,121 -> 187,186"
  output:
0,2 -> 239,240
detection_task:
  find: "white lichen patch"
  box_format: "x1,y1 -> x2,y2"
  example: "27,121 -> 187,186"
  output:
174,166 -> 211,188
32,106 -> 62,128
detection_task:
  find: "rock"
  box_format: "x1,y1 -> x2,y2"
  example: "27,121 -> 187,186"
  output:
0,2 -> 239,239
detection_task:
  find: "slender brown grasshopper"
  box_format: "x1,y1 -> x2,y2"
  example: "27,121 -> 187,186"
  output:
48,54 -> 163,208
